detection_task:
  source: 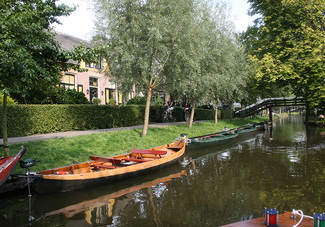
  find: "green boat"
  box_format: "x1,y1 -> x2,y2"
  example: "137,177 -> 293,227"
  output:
235,123 -> 258,134
189,131 -> 238,143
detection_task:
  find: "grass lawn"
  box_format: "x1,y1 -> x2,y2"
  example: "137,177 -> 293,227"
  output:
9,117 -> 268,172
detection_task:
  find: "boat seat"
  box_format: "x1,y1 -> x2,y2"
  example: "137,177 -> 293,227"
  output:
89,155 -> 122,168
130,149 -> 167,159
167,140 -> 184,149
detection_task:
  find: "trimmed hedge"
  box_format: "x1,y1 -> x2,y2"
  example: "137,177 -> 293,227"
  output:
0,104 -> 217,137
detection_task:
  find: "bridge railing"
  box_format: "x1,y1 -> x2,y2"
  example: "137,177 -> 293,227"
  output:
235,97 -> 305,118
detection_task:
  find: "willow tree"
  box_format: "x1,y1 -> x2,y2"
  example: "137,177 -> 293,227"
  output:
202,3 -> 249,124
162,1 -> 229,128
170,1 -> 248,126
247,0 -> 325,110
93,0 -> 196,136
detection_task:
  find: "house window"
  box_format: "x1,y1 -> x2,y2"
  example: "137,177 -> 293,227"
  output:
105,88 -> 116,104
77,85 -> 83,92
85,57 -> 103,70
89,77 -> 98,87
60,73 -> 75,90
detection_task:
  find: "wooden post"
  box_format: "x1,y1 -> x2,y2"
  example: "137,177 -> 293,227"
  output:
269,107 -> 273,122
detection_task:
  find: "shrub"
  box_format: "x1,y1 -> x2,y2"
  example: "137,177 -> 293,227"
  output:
0,104 -> 218,137
126,96 -> 146,105
92,98 -> 101,105
108,99 -> 117,105
152,97 -> 164,106
65,89 -> 89,104
0,94 -> 17,105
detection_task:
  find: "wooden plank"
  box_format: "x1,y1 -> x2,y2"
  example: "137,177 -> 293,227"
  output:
93,164 -> 116,169
222,212 -> 313,227
123,158 -> 149,163
89,155 -> 122,168
130,149 -> 167,155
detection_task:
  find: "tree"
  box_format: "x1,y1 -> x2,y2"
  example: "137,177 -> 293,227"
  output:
0,0 -> 73,156
247,0 -> 325,110
0,1 -> 100,156
93,0 -> 196,136
172,1 -> 248,126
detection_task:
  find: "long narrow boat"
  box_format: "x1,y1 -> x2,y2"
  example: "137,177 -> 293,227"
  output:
235,123 -> 258,134
0,146 -> 26,186
189,130 -> 238,144
30,139 -> 186,194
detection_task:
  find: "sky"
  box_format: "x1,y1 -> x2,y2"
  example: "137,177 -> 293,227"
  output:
54,0 -> 258,41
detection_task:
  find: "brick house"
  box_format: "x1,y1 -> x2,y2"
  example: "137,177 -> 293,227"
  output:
55,32 -> 132,104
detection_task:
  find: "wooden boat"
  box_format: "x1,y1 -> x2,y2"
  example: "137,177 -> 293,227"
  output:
0,146 -> 26,186
31,139 -> 186,194
222,211 -> 314,227
188,129 -> 238,144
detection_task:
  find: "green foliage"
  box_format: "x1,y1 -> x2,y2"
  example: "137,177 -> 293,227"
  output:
0,105 -> 219,137
247,0 -> 325,108
0,94 -> 17,105
91,98 -> 101,105
65,89 -> 89,104
0,105 -> 145,137
108,99 -> 117,105
126,96 -> 146,105
152,97 -> 164,106
0,1 -> 74,99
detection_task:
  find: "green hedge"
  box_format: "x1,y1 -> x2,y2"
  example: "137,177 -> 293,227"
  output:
0,104 -> 218,137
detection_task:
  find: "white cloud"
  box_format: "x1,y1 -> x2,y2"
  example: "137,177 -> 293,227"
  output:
227,0 -> 258,32
53,0 -> 94,40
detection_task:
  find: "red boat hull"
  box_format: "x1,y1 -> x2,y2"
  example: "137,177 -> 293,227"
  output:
0,146 -> 26,186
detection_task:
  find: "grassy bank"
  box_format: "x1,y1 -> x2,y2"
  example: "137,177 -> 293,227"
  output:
10,117 -> 268,172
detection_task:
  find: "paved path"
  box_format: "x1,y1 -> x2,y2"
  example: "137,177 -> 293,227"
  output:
0,121 -> 193,145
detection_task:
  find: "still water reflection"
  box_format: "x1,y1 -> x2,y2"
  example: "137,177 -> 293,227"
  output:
1,115 -> 325,227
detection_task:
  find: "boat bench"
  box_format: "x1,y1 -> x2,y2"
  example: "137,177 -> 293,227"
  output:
167,140 -> 184,149
130,149 -> 167,159
89,155 -> 122,169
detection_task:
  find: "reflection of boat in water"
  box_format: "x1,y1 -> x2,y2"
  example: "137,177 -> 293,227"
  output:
44,170 -> 187,225
31,139 -> 186,194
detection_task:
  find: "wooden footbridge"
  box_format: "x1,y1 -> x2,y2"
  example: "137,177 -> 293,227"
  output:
234,97 -> 306,121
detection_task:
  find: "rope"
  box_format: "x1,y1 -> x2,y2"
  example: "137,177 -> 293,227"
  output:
292,209 -> 314,227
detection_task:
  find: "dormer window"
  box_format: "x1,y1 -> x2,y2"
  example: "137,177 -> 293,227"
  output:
85,57 -> 103,70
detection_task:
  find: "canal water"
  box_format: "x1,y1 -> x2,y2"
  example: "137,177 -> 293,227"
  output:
1,115 -> 324,227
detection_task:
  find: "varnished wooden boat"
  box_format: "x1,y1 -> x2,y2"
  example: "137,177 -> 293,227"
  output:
31,139 -> 186,194
0,146 -> 26,186
222,211 -> 314,227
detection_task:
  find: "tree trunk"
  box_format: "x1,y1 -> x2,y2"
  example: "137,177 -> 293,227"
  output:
141,87 -> 152,137
305,102 -> 310,123
229,103 -> 233,122
189,100 -> 196,128
214,106 -> 218,124
2,93 -> 9,157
